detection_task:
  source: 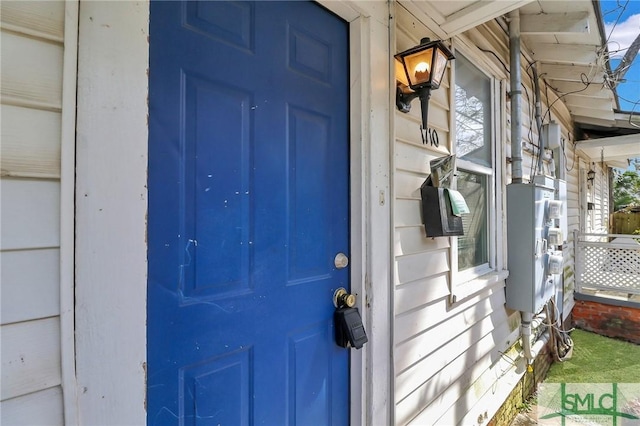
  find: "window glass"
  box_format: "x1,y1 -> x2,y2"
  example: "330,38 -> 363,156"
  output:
454,53 -> 493,273
455,54 -> 492,168
457,170 -> 488,270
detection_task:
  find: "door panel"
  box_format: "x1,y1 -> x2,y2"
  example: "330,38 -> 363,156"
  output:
148,2 -> 350,424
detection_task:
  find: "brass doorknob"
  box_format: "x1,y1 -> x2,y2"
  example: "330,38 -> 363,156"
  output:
333,287 -> 356,308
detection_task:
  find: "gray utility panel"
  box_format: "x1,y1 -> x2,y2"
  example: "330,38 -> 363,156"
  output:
505,178 -> 557,313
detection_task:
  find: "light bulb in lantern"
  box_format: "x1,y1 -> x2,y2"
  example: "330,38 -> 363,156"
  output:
414,62 -> 430,81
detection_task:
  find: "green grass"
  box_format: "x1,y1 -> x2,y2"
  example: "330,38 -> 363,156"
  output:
545,329 -> 640,383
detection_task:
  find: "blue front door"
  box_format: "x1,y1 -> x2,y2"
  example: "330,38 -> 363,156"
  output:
147,1 -> 350,424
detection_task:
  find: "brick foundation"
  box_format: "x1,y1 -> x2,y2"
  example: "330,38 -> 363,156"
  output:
572,299 -> 640,344
488,342 -> 554,426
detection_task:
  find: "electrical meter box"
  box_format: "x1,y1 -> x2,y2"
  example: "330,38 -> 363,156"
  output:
505,179 -> 556,313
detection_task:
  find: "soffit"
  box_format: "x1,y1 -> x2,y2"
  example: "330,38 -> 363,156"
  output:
518,0 -> 619,126
576,134 -> 640,168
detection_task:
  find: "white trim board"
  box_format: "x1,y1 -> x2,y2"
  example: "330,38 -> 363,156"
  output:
319,2 -> 393,421
73,0 -> 392,424
75,1 -> 149,424
60,1 -> 79,423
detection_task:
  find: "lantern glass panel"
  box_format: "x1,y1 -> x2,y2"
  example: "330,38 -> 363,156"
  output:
431,49 -> 449,87
403,47 -> 434,87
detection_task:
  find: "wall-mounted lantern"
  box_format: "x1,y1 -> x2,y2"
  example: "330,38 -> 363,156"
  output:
586,168 -> 596,185
395,37 -> 455,130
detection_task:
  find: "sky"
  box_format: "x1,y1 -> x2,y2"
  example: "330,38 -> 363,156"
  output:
601,0 -> 640,113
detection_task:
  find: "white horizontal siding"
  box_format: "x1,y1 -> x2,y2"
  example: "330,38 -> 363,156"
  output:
395,273 -> 450,314
414,325 -> 521,426
396,107 -> 451,141
0,386 -> 64,426
399,305 -> 514,424
0,179 -> 60,250
395,198 -> 427,228
0,30 -> 63,111
395,226 -> 450,256
395,248 -> 450,286
0,1 -> 65,42
0,1 -> 67,422
1,249 -> 60,325
395,140 -> 447,175
396,311 -> 506,404
1,105 -> 61,178
0,318 -> 62,401
395,286 -> 505,369
395,170 -> 426,201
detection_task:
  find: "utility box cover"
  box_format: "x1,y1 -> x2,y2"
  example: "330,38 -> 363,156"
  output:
554,179 -> 567,245
505,182 -> 556,312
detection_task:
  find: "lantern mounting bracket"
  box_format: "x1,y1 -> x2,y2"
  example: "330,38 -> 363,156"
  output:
396,84 -> 418,113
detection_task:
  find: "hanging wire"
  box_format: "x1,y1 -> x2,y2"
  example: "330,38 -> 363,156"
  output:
478,48 -> 510,74
561,135 -> 577,172
603,0 -> 630,46
546,299 -> 574,363
519,60 -> 535,179
605,41 -> 631,57
527,60 -> 546,178
542,73 -> 594,125
600,0 -> 640,110
601,0 -> 628,19
617,93 -> 640,126
618,93 -> 640,109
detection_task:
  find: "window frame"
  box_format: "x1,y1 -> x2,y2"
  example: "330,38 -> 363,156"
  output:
448,43 -> 507,303
455,164 -> 493,280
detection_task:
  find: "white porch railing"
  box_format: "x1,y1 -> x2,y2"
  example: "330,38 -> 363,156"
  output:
574,231 -> 640,295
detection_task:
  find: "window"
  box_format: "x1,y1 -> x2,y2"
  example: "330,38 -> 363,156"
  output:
454,53 -> 495,280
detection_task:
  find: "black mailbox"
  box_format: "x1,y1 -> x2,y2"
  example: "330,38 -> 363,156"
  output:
420,180 -> 464,237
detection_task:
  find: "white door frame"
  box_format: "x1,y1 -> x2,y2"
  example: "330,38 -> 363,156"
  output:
74,1 -> 392,424
318,2 -> 393,424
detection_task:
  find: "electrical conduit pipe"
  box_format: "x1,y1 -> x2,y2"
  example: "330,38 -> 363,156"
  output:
509,10 -> 549,365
